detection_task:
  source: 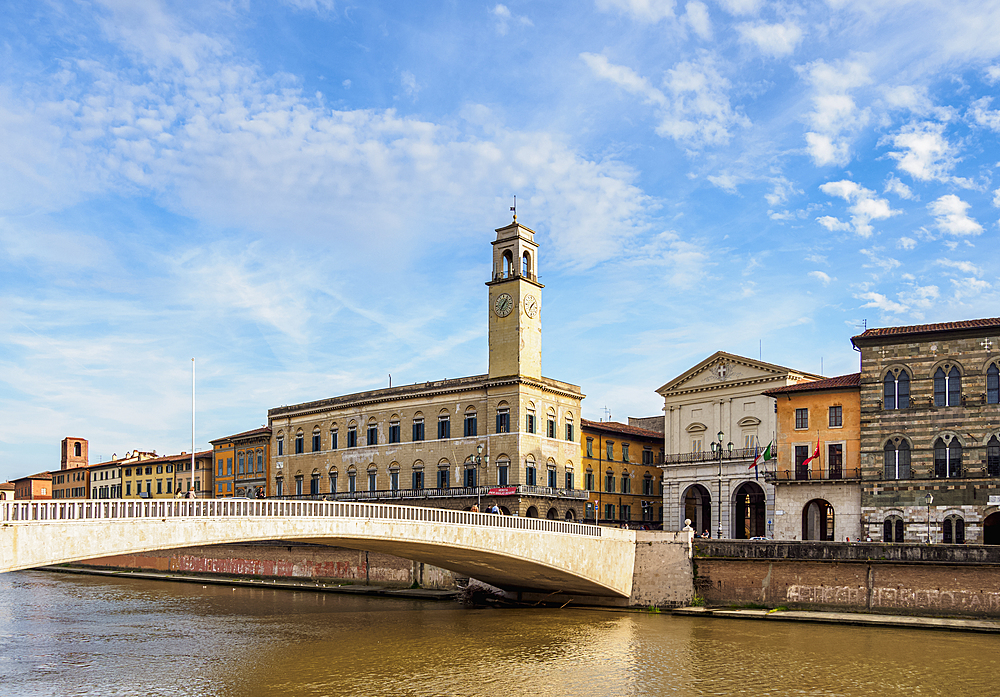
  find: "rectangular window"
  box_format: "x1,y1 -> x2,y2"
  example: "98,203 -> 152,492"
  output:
605,472 -> 615,492
437,416 -> 450,439
464,468 -> 477,488
497,464 -> 509,486
276,479 -> 283,496
565,472 -> 574,489
642,476 -> 654,495
390,471 -> 399,490
330,472 -> 338,492
547,469 -> 557,488
126,482 -> 131,496
167,480 -> 172,494
227,458 -> 233,476
828,444 -> 843,478
526,413 -> 536,434
295,478 -> 303,496
217,460 -> 223,477
795,445 -> 809,480
347,427 -> 357,448
277,438 -> 284,456
389,422 -> 400,443
547,419 -> 556,438
156,480 -> 162,494
312,433 -> 321,452
621,504 -> 631,521
622,444 -> 630,462
368,472 -> 377,491
348,473 -> 356,493
605,503 -> 615,521
691,438 -> 703,453
525,466 -> 536,486
566,423 -> 574,441
829,405 -> 843,428
294,435 -> 304,454
795,408 -> 808,429
365,425 -> 376,445
585,471 -> 594,490
437,469 -> 450,488
464,413 -> 477,437
257,452 -> 264,472
412,419 -> 425,442
412,471 -> 424,489
331,430 -> 339,449
621,476 -> 631,494
496,409 -> 510,434
586,438 -> 594,458
606,441 -> 614,461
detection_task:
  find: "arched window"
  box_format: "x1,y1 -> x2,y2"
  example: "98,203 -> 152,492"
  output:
502,250 -> 513,278
883,438 -> 910,479
74,442 -> 81,457
463,407 -> 477,437
525,456 -> 537,486
988,363 -> 999,404
883,369 -> 910,410
934,366 -> 961,407
367,465 -> 378,492
294,430 -> 304,454
522,251 -> 531,277
310,470 -> 320,495
883,515 -> 904,542
329,468 -> 338,493
934,436 -> 962,478
943,515 -> 965,544
988,436 -> 1000,477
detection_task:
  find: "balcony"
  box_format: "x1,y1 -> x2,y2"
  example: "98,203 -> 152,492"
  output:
766,467 -> 862,482
666,447 -> 762,465
277,484 -> 590,502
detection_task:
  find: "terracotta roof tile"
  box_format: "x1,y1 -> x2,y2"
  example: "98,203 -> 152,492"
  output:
211,426 -> 271,443
852,317 -> 1000,341
581,419 -> 663,440
763,373 -> 860,396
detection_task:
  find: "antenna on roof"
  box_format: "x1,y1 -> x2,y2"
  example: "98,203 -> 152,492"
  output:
510,195 -> 516,222
603,406 -> 612,422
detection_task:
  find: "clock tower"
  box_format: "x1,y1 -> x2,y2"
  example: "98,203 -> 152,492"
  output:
487,216 -> 543,379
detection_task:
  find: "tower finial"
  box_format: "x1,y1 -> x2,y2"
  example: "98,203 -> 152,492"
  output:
510,194 -> 516,222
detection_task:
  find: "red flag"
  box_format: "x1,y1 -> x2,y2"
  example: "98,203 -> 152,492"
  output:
801,435 -> 820,468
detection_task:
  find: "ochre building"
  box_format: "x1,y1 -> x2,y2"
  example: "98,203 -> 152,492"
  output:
580,419 -> 664,527
267,217 -> 588,519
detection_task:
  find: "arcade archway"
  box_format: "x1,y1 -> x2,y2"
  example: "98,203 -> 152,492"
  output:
984,512 -> 1000,545
802,499 -> 834,541
683,484 -> 712,536
733,482 -> 766,539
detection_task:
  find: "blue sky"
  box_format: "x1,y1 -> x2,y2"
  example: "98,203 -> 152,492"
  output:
2,0 -> 999,480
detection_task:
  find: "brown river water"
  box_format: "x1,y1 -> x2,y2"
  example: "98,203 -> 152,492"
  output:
1,570 -> 996,696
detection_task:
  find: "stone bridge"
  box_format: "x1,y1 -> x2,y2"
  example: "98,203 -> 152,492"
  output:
0,499 -> 638,597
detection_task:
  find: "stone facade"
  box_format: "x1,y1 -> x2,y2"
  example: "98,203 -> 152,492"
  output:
266,217 -> 587,518
764,374 -> 862,541
657,352 -> 823,537
211,426 -> 270,498
852,317 -> 1000,544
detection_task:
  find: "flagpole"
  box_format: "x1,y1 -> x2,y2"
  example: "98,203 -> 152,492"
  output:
191,358 -> 196,498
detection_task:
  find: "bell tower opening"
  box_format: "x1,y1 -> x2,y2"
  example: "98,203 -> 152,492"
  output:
487,213 -> 543,379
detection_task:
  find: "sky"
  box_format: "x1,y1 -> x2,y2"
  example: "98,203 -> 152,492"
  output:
2,0 -> 999,480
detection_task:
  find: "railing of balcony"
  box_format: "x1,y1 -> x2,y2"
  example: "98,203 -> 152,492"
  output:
666,448 -> 765,465
765,468 -> 863,482
277,484 -> 590,502
0,498 -> 601,536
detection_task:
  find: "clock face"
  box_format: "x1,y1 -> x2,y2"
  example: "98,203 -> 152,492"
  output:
524,294 -> 538,318
494,293 -> 514,317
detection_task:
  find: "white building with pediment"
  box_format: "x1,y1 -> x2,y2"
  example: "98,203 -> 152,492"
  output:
656,352 -> 823,537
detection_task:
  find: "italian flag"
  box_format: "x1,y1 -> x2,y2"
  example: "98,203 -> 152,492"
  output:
750,440 -> 773,469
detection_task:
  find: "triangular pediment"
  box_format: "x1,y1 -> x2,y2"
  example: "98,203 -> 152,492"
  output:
656,351 -> 821,396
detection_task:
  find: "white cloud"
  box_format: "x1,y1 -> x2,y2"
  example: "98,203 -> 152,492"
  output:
805,254 -> 827,265
799,60 -> 871,167
490,4 -> 533,35
809,270 -> 833,285
884,174 -> 915,200
817,215 -> 851,231
927,195 -> 983,236
988,65 -> 1000,84
581,52 -> 749,148
859,248 -> 901,274
400,70 -> 420,98
280,0 -> 336,13
897,283 -> 940,310
969,97 -> 1000,131
937,259 -> 983,276
737,21 -> 803,57
594,0 -> 676,22
716,0 -> 762,15
707,172 -> 739,192
951,277 -> 991,300
818,180 -> 899,237
897,236 -> 917,250
857,291 -> 907,313
884,122 -> 957,182
993,187 -> 1000,207
683,1 -> 712,40
342,79 -> 351,89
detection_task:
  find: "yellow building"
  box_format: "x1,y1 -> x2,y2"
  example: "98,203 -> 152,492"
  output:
580,419 -> 664,527
266,216 -> 588,519
121,451 -> 212,498
211,427 -> 270,498
763,373 -> 862,541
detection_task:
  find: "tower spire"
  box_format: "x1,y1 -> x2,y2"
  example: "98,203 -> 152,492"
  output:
510,195 -> 516,222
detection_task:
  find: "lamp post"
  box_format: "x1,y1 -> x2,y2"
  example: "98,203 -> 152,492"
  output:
925,493 -> 933,544
710,430 -> 733,539
469,443 -> 488,510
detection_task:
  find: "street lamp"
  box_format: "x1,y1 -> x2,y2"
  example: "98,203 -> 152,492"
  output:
710,430 -> 734,539
925,493 -> 933,544
469,443 -> 488,511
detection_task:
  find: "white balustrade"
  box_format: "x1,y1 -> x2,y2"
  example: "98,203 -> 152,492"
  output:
0,499 -> 601,537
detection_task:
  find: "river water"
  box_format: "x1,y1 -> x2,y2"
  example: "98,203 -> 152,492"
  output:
1,570 -> 997,696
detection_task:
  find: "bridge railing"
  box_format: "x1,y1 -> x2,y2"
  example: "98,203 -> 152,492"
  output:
0,499 -> 602,537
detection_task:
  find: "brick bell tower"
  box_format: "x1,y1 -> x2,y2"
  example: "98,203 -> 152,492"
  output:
487,209 -> 543,379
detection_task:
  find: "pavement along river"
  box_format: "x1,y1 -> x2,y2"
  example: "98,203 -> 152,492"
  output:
1,570 -> 998,696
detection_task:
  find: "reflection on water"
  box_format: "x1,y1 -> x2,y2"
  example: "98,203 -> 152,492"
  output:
1,570 -> 997,696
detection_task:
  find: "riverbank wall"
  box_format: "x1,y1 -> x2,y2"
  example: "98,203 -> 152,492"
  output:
71,541 -> 459,590
692,540 -> 1000,617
